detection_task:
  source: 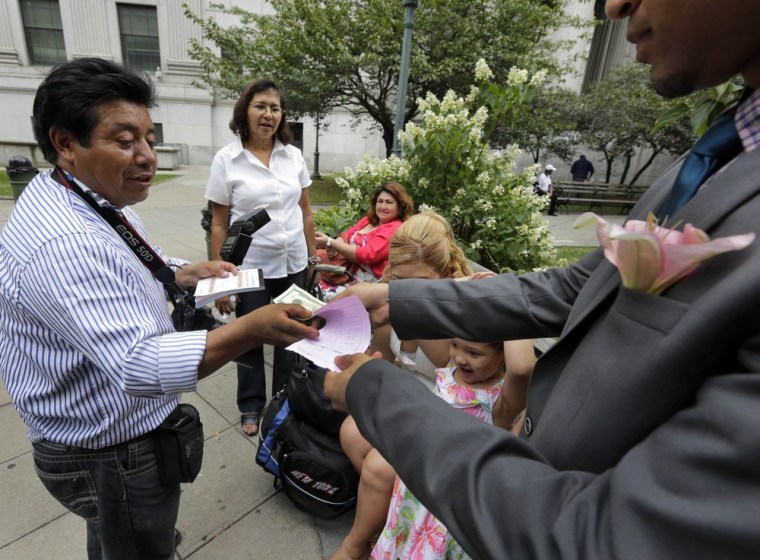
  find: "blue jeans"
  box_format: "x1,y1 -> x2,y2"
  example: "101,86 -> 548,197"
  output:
236,268 -> 307,414
32,435 -> 180,560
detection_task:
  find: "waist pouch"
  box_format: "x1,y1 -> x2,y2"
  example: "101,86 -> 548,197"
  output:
153,403 -> 204,484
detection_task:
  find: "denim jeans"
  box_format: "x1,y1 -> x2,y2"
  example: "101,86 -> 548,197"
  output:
32,435 -> 180,560
236,268 -> 307,414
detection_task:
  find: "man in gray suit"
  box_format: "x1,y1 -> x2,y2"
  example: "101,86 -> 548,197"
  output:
325,0 -> 760,558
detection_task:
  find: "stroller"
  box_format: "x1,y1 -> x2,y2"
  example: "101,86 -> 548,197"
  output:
305,263 -> 357,302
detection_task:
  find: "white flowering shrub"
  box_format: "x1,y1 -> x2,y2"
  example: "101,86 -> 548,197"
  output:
317,59 -> 557,272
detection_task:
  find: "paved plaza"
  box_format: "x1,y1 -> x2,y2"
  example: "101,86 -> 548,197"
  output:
0,166 -> 622,559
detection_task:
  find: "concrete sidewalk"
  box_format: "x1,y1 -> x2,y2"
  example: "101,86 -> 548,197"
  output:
0,166 -> 622,560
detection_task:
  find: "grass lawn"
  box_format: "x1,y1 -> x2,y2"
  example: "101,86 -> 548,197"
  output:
309,174 -> 344,204
0,170 -> 11,198
153,173 -> 178,185
555,246 -> 596,263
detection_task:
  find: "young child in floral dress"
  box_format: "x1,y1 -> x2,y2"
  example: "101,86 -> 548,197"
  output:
370,338 -> 506,560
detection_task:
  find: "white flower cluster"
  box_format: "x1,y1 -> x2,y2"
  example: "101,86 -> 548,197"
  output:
507,67 -> 529,87
440,90 -> 461,112
398,121 -> 421,145
474,58 -> 494,82
346,187 -> 362,202
530,69 -> 547,86
491,184 -> 505,196
417,91 -> 439,114
497,144 -> 522,165
349,154 -> 411,182
466,85 -> 480,104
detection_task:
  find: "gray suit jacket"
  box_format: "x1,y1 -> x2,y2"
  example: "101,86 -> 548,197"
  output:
347,146 -> 760,558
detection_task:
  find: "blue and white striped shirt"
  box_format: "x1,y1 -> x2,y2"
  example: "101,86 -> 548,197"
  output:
0,169 -> 207,448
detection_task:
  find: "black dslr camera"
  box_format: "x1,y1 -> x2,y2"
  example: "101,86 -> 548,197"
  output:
170,208 -> 271,368
220,208 -> 271,265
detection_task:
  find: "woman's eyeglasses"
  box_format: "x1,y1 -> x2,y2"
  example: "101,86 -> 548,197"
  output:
249,103 -> 283,116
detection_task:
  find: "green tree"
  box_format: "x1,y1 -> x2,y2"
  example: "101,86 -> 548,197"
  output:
494,85 -> 582,165
578,63 -> 693,185
184,0 -> 585,156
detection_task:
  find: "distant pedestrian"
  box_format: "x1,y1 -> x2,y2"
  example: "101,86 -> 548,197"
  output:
535,164 -> 558,216
570,155 -> 594,182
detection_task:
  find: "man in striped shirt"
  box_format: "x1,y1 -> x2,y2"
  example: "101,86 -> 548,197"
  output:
0,58 -> 318,559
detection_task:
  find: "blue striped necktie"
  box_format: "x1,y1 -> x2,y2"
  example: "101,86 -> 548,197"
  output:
659,107 -> 742,219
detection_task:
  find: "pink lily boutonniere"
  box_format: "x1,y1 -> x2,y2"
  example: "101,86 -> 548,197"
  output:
574,212 -> 755,295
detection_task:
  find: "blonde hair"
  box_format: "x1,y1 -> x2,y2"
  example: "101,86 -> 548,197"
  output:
383,211 -> 472,281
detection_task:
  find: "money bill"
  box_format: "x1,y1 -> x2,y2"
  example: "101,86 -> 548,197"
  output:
273,283 -> 326,312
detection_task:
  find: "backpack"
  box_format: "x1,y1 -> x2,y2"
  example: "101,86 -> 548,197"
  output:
288,359 -> 348,437
256,388 -> 359,519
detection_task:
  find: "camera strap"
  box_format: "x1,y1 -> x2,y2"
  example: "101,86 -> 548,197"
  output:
51,167 -> 181,292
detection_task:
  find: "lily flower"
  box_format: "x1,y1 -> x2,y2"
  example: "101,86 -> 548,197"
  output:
574,212 -> 755,295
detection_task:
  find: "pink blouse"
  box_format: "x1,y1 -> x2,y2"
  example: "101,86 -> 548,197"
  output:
342,216 -> 403,279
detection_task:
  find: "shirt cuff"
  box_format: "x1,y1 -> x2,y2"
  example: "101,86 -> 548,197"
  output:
158,330 -> 207,394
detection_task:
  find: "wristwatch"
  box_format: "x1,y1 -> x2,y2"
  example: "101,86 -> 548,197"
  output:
326,237 -> 333,248
308,256 -> 319,266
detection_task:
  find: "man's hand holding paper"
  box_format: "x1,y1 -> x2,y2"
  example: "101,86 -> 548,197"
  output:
286,295 -> 372,369
332,283 -> 391,329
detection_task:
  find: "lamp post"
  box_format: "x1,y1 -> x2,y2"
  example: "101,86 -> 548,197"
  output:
391,0 -> 419,157
311,115 -> 322,180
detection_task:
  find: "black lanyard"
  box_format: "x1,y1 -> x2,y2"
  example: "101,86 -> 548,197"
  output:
51,167 -> 182,294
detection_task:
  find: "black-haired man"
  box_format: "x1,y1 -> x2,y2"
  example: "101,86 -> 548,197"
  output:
0,58 -> 318,558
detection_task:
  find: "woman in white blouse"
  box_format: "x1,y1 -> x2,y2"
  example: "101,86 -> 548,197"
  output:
205,78 -> 316,436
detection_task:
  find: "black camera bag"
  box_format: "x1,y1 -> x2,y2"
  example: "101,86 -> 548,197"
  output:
153,403 -> 204,484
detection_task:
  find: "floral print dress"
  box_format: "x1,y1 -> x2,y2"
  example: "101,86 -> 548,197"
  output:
371,366 -> 503,560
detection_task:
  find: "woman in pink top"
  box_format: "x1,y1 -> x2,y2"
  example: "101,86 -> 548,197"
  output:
315,182 -> 414,294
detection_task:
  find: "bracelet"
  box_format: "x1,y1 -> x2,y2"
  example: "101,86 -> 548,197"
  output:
308,256 -> 319,266
326,237 -> 333,248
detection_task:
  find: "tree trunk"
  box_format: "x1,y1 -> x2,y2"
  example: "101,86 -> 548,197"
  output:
382,123 -> 394,158
619,155 -> 632,185
604,151 -> 614,183
628,148 -> 662,185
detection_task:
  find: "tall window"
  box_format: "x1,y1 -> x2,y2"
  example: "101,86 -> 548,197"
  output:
118,4 -> 160,72
20,0 -> 67,66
